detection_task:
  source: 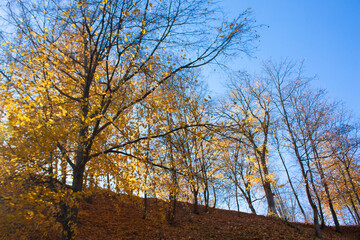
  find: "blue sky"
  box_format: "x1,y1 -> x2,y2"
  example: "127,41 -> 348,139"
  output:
208,0 -> 360,118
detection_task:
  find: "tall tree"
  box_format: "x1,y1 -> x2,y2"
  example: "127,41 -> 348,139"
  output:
221,73 -> 278,217
265,60 -> 322,237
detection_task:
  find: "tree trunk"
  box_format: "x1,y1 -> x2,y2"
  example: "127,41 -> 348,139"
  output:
167,168 -> 177,225
59,201 -> 77,240
252,143 -> 278,217
59,149 -> 87,240
274,186 -> 288,221
349,197 -> 360,224
204,185 -> 209,212
107,174 -> 111,190
305,177 -> 322,238
275,134 -> 307,221
245,192 -> 257,214
193,188 -> 199,214
345,166 -> 360,207
278,99 -> 322,237
235,185 -> 240,214
315,159 -> 341,231
212,186 -> 217,209
305,153 -> 325,229
339,168 -> 360,224
238,169 -> 257,215
263,181 -> 277,216
308,134 -> 341,231
143,192 -> 148,220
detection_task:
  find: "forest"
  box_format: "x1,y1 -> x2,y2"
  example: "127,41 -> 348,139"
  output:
0,0 -> 359,239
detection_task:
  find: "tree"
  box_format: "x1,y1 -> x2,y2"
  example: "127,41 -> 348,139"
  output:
160,72 -> 215,215
291,86 -> 341,231
0,0 -> 253,238
220,72 -> 278,217
265,60 -> 322,237
220,137 -> 259,214
321,112 -> 360,224
273,128 -> 307,222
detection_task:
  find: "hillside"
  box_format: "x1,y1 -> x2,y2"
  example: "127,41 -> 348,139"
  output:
70,191 -> 359,240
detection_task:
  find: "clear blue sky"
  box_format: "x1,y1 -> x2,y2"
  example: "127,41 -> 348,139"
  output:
208,0 -> 360,118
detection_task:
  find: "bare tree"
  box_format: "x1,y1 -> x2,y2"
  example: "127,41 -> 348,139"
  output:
220,73 -> 278,217
265,60 -> 322,237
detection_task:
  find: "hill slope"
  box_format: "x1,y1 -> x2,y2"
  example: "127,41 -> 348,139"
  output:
74,191 -> 359,240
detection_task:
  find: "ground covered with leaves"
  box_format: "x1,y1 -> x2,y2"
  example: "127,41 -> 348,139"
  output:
73,191 -> 359,240
2,189 -> 359,239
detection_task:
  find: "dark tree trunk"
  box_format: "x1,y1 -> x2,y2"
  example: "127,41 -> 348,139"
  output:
167,193 -> 177,225
212,186 -> 217,209
238,186 -> 256,215
235,186 -> 240,214
59,150 -> 87,240
143,192 -> 148,220
248,200 -> 257,214
305,156 -> 325,229
167,169 -> 177,225
316,160 -> 341,231
204,186 -> 209,212
263,180 -> 277,216
193,188 -> 199,214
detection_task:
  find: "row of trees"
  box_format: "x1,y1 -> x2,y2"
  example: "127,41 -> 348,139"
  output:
219,62 -> 360,238
0,0 -> 358,239
0,0 -> 253,239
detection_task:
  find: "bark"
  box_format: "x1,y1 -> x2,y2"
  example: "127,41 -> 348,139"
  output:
241,188 -> 256,214
167,133 -> 178,224
59,202 -> 76,240
315,158 -> 341,231
251,139 -> 277,217
248,199 -> 257,214
307,159 -> 325,229
274,186 -> 288,221
167,191 -> 177,224
235,185 -> 240,214
302,144 -> 325,229
167,168 -> 178,224
203,186 -> 210,212
59,136 -> 88,239
60,166 -> 86,239
143,192 -> 148,220
193,188 -> 199,214
304,174 -> 322,238
237,175 -> 256,214
257,117 -> 278,217
212,186 -> 217,209
263,180 -> 277,216
107,174 -> 111,190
